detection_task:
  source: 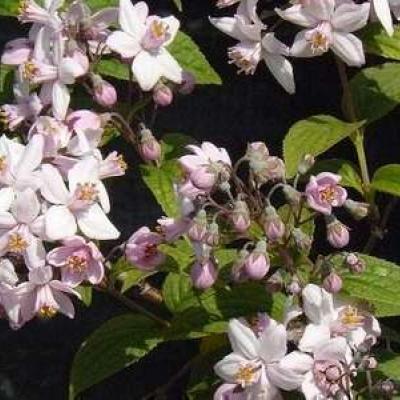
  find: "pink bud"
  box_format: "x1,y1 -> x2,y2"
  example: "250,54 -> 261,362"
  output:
231,200 -> 251,233
190,166 -> 217,190
191,259 -> 218,290
323,272 -> 342,294
188,210 -> 208,242
179,71 -> 196,95
263,206 -> 285,241
205,222 -> 220,246
292,228 -> 312,252
139,128 -> 161,162
93,75 -> 117,108
244,241 -> 270,280
287,279 -> 301,295
246,142 -> 269,160
345,253 -> 366,274
344,199 -> 369,220
153,83 -> 173,107
326,219 -> 350,249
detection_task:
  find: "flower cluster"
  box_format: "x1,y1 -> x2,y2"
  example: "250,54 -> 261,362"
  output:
0,0 -> 188,328
211,0 -> 398,93
214,284 -> 381,400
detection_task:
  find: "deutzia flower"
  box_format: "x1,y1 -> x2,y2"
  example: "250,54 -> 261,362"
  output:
106,0 -> 182,91
276,0 -> 370,67
370,0 -> 400,36
211,0 -> 295,93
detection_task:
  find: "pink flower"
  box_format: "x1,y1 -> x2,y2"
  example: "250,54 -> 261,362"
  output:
263,206 -> 285,241
231,200 -> 251,233
326,218 -> 350,249
157,216 -> 190,242
47,236 -> 104,287
190,259 -> 218,289
125,227 -> 165,270
11,265 -> 81,327
244,241 -> 270,280
305,172 -> 347,215
1,38 -> 33,65
153,83 -> 173,107
139,129 -> 162,162
92,75 -> 117,108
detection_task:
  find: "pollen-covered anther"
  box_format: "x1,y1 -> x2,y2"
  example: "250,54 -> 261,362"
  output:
150,20 -> 169,39
340,306 -> 364,327
0,156 -> 7,173
117,155 -> 128,171
37,305 -> 57,319
22,60 -> 38,80
235,364 -> 258,387
66,255 -> 88,273
7,233 -> 28,253
76,182 -> 99,202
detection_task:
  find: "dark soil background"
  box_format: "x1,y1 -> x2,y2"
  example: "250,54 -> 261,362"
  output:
0,0 -> 399,399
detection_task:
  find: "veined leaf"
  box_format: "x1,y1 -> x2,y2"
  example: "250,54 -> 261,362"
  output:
371,164 -> 400,197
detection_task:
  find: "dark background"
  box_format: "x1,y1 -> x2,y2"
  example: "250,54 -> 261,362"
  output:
0,0 -> 399,398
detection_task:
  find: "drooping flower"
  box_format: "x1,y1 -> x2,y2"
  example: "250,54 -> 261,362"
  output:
211,0 -> 296,93
47,236 -> 104,286
191,258 -> 218,289
277,0 -> 370,66
305,172 -> 347,215
106,0 -> 182,91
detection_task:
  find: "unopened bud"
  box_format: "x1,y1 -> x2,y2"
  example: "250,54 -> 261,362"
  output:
263,206 -> 285,241
323,272 -> 342,294
345,253 -> 366,274
188,209 -> 208,242
292,228 -> 312,252
231,200 -> 251,233
139,128 -> 162,162
205,222 -> 220,246
179,71 -> 196,95
287,279 -> 301,295
231,249 -> 249,283
377,380 -> 396,399
360,356 -> 378,370
246,142 -> 269,160
190,259 -> 218,290
344,199 -> 369,220
326,218 -> 350,249
297,154 -> 315,175
244,240 -> 270,280
283,185 -> 302,207
153,83 -> 173,107
265,271 -> 283,293
92,74 -> 117,108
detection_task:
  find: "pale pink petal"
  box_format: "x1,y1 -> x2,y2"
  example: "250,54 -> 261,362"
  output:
132,51 -> 162,91
0,188 -> 15,212
263,53 -> 295,94
373,0 -> 394,36
52,81 -> 70,120
275,5 -> 317,28
52,290 -> 75,318
258,319 -> 287,363
45,205 -> 77,240
298,323 -> 331,353
332,32 -> 365,67
11,189 -> 40,225
40,163 -> 70,204
15,134 -> 43,183
162,16 -> 180,46
209,17 -> 248,41
118,0 -> 148,38
332,2 -> 370,32
228,318 -> 259,359
106,30 -> 141,59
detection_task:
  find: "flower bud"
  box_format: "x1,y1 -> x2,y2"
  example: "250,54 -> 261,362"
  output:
153,83 -> 173,107
205,222 -> 220,246
283,185 -> 302,207
191,259 -> 218,290
179,71 -> 196,95
246,142 -> 269,161
297,154 -> 315,175
292,228 -> 312,252
345,253 -> 366,274
230,200 -> 251,233
92,74 -> 117,108
360,356 -> 378,370
263,206 -> 285,241
287,279 -> 301,295
244,240 -> 270,280
326,219 -> 350,249
323,272 -> 342,294
265,271 -> 283,293
344,199 -> 369,220
188,209 -> 208,242
231,249 -> 249,283
139,128 -> 161,162
377,380 -> 396,399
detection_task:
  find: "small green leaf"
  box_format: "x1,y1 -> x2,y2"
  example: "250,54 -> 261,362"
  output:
0,1 -> 18,17
350,63 -> 400,123
168,32 -> 222,85
100,125 -> 121,147
0,64 -> 14,104
338,254 -> 400,317
376,351 -> 400,380
278,204 -> 315,239
162,133 -> 196,160
172,0 -> 182,12
283,115 -> 364,177
140,161 -> 181,217
371,164 -> 400,197
86,0 -> 118,11
96,58 -> 130,81
159,239 -> 194,272
163,273 -> 199,313
361,24 -> 400,61
76,286 -> 93,307
69,314 -> 162,399
309,159 -> 363,194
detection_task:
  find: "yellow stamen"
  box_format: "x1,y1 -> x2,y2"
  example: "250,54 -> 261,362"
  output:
235,365 -> 256,386
150,20 -> 168,39
8,233 -> 28,253
38,305 -> 57,319
117,155 -> 127,171
22,60 -> 38,80
66,255 -> 87,273
341,306 -> 364,326
76,182 -> 98,202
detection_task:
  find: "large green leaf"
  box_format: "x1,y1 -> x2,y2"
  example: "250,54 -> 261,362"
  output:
140,161 -> 181,217
167,32 -> 222,85
283,115 -> 363,177
0,65 -> 14,104
339,254 -> 400,317
163,273 -> 200,313
96,59 -> 130,81
0,0 -> 18,17
159,239 -> 194,272
361,24 -> 400,61
69,314 -> 162,399
376,351 -> 400,381
371,164 -> 400,197
350,63 -> 400,123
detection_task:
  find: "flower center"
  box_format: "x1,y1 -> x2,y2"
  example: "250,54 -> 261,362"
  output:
150,20 -> 168,39
228,43 -> 261,75
144,243 -> 158,258
116,155 -> 127,171
22,60 -> 39,81
142,18 -> 170,50
76,182 -> 98,202
234,364 -> 257,387
66,255 -> 88,273
7,233 -> 28,253
320,186 -> 336,203
37,305 -> 57,319
340,305 -> 364,327
0,155 -> 7,173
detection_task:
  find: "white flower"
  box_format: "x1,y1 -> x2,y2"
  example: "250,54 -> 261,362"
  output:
106,0 -> 182,91
371,0 -> 400,36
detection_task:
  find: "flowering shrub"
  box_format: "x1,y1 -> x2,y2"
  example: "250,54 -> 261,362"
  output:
0,0 -> 400,398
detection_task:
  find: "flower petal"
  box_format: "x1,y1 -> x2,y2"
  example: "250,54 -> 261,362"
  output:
228,318 -> 260,359
332,32 -> 365,67
131,51 -> 162,91
52,81 -> 70,121
258,319 -> 287,363
118,0 -> 147,38
40,163 -> 70,204
45,205 -> 77,240
263,53 -> 295,94
106,30 -> 141,59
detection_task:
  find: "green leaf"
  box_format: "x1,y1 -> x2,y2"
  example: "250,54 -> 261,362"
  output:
100,125 -> 121,147
168,32 -> 222,85
86,0 -> 118,11
162,133 -> 196,160
376,351 -> 400,380
163,273 -> 199,313
69,314 -> 162,399
278,204 -> 315,238
140,161 -> 181,217
361,24 -> 400,61
338,254 -> 400,317
283,115 -> 364,177
0,0 -> 18,17
0,65 -> 14,104
159,239 -> 194,272
350,63 -> 400,123
371,164 -> 400,197
76,286 -> 93,307
309,159 -> 363,194
96,59 -> 130,81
